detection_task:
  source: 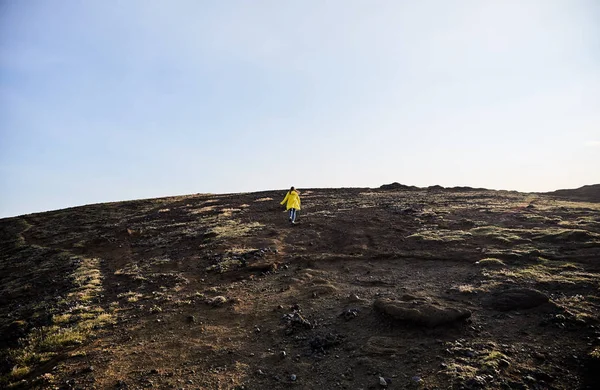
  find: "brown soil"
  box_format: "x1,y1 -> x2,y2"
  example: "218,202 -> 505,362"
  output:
1,187 -> 600,389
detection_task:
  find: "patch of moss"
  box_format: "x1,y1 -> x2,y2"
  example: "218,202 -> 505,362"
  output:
9,366 -> 30,380
533,229 -> 600,243
207,220 -> 263,239
482,350 -> 509,368
484,261 -> 598,286
406,229 -> 472,242
470,226 -> 526,244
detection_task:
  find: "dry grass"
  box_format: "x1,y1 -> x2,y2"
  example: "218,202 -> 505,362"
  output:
9,366 -> 31,380
476,258 -> 506,267
443,363 -> 478,381
207,220 -> 263,239
482,350 -> 509,369
470,226 -> 526,244
2,254 -> 114,386
68,257 -> 102,302
117,291 -> 145,302
452,284 -> 477,294
483,261 -> 599,286
206,258 -> 243,273
190,206 -> 217,214
220,208 -> 242,217
406,229 -> 472,242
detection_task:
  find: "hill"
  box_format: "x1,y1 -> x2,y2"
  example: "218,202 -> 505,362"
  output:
1,187 -> 600,389
545,184 -> 600,203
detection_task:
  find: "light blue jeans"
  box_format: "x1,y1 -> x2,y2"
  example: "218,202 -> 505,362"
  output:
289,208 -> 297,222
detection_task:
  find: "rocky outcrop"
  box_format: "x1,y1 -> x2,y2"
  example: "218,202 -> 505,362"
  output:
485,288 -> 549,311
373,297 -> 471,327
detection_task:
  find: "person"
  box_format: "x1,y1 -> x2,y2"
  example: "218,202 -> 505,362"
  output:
280,186 -> 301,224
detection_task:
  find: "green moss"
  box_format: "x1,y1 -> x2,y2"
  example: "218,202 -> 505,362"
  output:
38,326 -> 87,350
9,366 -> 30,379
470,226 -> 525,244
406,229 -> 472,242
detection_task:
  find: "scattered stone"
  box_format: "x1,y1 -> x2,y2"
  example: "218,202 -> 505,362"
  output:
532,352 -> 546,361
206,296 -> 228,307
257,369 -> 265,376
465,375 -> 486,388
309,332 -> 344,352
400,294 -> 421,302
280,351 -> 287,359
82,365 -> 94,373
282,312 -> 312,333
186,315 -> 196,323
533,371 -> 555,382
341,308 -> 359,321
247,262 -> 278,273
348,294 -> 362,302
290,374 -> 297,381
485,288 -> 549,311
412,376 -> 423,385
379,376 -> 388,387
373,298 -> 471,327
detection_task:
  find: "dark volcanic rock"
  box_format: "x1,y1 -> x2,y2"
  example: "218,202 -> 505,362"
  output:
485,288 -> 549,311
379,182 -> 418,191
373,298 -> 471,327
309,332 -> 344,352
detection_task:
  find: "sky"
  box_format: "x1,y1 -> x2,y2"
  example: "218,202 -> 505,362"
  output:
1,0 -> 599,217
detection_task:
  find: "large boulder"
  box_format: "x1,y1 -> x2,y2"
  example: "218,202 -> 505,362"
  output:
485,288 -> 549,311
373,298 -> 471,327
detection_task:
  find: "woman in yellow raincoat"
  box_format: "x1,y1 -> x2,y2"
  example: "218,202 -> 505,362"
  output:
280,186 -> 301,224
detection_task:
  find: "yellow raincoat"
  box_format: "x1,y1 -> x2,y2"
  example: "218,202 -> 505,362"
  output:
280,190 -> 301,210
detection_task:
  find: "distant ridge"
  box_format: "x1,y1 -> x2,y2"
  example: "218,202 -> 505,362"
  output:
379,182 -> 419,190
545,184 -> 600,203
379,182 -> 487,192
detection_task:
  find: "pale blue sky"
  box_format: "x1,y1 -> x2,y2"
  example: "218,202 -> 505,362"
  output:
1,0 -> 599,217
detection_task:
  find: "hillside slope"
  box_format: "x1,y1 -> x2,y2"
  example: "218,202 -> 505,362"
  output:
1,187 -> 600,389
545,184 -> 600,203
